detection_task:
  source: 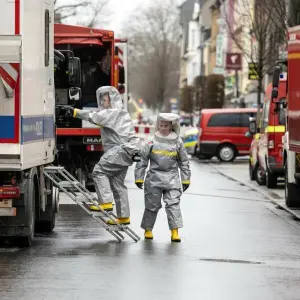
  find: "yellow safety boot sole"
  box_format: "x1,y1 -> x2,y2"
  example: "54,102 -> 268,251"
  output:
107,217 -> 131,225
144,230 -> 153,240
171,229 -> 181,242
89,202 -> 113,212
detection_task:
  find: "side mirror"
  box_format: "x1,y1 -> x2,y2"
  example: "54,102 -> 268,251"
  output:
69,87 -> 81,101
271,88 -> 278,101
272,65 -> 281,88
68,57 -> 81,87
245,132 -> 252,138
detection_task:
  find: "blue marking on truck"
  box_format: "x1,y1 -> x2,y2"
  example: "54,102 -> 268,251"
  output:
21,115 -> 55,144
0,116 -> 15,139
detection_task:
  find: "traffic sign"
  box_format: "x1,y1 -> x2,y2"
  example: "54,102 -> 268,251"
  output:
226,53 -> 242,70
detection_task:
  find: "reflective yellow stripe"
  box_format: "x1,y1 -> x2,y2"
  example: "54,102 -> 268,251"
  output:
73,109 -> 78,118
265,126 -> 285,133
250,156 -> 253,163
135,180 -> 144,183
152,150 -> 177,156
182,181 -> 190,184
255,133 -> 261,140
184,141 -> 197,148
288,53 -> 300,59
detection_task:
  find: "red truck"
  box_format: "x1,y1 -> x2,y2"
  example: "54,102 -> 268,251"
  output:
248,81 -> 286,188
271,26 -> 300,207
54,24 -> 128,189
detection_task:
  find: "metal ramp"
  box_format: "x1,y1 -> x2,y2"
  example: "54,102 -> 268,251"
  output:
43,166 -> 140,242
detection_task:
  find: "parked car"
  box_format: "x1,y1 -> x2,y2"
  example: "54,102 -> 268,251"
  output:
182,127 -> 199,155
247,81 -> 286,188
197,108 -> 257,162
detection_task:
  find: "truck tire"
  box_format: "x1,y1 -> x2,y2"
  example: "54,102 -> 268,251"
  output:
19,180 -> 36,247
217,144 -> 236,162
285,160 -> 300,207
36,182 -> 57,233
255,163 -> 266,186
266,170 -> 277,189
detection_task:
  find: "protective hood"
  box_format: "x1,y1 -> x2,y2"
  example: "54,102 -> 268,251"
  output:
155,113 -> 180,137
96,86 -> 124,110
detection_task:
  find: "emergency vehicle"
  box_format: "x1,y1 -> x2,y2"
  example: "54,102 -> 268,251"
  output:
249,81 -> 286,188
271,26 -> 300,207
197,108 -> 257,162
0,1 -> 81,245
54,24 -> 129,188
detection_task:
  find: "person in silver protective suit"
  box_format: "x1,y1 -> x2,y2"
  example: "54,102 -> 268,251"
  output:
134,113 -> 191,242
71,86 -> 140,225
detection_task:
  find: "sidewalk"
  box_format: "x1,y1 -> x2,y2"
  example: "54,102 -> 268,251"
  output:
209,161 -> 300,220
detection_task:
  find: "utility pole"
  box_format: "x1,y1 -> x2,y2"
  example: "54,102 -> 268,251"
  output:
235,70 -> 239,98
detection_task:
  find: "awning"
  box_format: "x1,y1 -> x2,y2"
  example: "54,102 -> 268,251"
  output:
54,37 -> 103,46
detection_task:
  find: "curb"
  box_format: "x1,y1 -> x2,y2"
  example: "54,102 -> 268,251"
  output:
209,163 -> 300,221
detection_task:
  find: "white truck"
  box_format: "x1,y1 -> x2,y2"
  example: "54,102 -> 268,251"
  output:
0,0 -> 81,246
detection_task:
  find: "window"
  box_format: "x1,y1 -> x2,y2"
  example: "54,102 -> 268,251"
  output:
278,98 -> 286,125
239,113 -> 252,127
208,113 -> 239,127
45,10 -> 50,66
207,112 -> 254,127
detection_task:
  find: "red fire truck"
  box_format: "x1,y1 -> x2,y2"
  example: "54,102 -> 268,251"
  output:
54,24 -> 128,188
272,26 -> 300,207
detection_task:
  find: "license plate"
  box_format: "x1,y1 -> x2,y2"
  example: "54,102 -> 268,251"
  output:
0,208 -> 16,216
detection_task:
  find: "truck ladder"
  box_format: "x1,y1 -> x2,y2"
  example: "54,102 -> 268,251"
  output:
43,166 -> 140,242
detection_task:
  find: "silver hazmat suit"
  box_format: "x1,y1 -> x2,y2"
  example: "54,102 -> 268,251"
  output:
135,113 -> 191,230
74,86 -> 140,218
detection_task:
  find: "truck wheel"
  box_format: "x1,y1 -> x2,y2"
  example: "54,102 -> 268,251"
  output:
249,160 -> 255,180
217,144 -> 236,162
36,182 -> 57,233
255,163 -> 266,185
266,170 -> 277,189
285,160 -> 300,207
19,182 -> 36,247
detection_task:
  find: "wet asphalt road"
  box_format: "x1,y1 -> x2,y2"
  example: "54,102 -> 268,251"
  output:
2,159 -> 300,300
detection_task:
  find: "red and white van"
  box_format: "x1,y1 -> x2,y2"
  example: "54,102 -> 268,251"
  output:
197,108 -> 257,162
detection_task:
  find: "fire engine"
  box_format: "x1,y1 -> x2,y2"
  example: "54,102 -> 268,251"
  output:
54,24 -> 129,189
271,26 -> 300,207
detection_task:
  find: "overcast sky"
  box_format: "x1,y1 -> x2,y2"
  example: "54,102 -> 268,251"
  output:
57,0 -> 184,37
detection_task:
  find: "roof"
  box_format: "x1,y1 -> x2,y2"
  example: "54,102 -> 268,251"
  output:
54,24 -> 114,39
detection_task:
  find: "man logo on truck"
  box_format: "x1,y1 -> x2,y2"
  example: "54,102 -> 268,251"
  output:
83,137 -> 102,144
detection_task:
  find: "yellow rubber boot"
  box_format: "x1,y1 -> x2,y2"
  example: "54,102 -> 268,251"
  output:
171,229 -> 181,242
144,230 -> 153,240
107,217 -> 131,225
89,202 -> 113,212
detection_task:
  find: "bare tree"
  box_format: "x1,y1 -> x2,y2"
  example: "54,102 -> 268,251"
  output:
124,1 -> 181,110
262,0 -> 300,32
54,0 -> 109,27
224,0 -> 286,112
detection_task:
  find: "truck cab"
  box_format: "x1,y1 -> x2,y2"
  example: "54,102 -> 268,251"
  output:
54,24 -> 114,188
53,25 -> 128,189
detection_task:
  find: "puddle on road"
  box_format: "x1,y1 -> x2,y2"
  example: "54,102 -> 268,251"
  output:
199,258 -> 263,265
